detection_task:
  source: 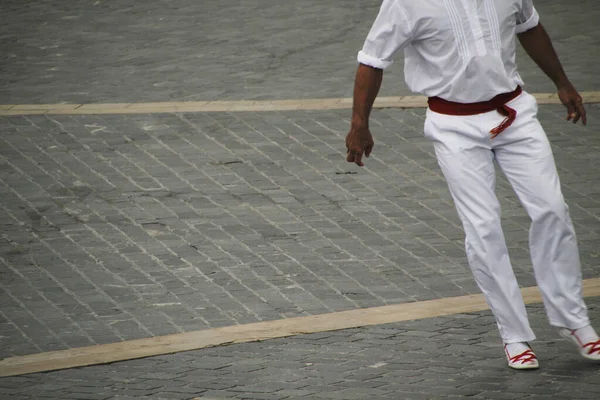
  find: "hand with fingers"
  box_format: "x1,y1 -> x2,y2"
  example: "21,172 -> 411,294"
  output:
558,83 -> 587,125
346,125 -> 374,167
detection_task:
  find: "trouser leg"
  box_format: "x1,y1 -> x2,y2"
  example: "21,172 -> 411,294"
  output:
424,110 -> 535,343
492,92 -> 589,330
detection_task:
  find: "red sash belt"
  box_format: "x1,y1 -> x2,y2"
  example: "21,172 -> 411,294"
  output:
427,86 -> 522,138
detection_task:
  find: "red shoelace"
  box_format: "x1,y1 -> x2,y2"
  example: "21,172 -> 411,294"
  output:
583,340 -> 600,355
568,330 -> 600,356
509,349 -> 537,365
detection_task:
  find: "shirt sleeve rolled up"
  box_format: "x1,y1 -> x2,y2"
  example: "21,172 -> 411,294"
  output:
515,0 -> 540,34
357,0 -> 413,70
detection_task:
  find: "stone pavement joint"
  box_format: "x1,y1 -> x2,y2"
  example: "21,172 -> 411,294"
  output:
1,92 -> 600,115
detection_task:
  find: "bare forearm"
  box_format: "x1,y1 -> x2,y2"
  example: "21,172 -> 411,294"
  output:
519,23 -> 586,124
351,64 -> 383,128
517,23 -> 570,89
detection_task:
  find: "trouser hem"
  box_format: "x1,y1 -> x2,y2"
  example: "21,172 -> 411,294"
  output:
502,335 -> 536,344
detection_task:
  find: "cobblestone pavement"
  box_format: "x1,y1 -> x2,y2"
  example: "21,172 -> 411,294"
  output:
2,0 -> 600,398
1,0 -> 599,104
1,104 -> 599,360
1,303 -> 600,400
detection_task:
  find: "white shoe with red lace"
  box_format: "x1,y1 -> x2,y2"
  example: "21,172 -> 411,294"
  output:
504,343 -> 539,370
558,326 -> 600,361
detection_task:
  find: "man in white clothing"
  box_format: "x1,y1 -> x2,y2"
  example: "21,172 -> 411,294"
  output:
346,0 -> 599,370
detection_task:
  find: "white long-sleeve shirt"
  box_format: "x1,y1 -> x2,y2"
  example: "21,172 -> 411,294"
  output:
358,0 -> 540,103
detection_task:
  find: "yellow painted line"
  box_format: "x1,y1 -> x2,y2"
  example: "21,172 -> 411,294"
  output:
8,104 -> 83,112
75,103 -> 131,111
1,278 -> 599,377
125,101 -> 210,109
1,91 -> 599,116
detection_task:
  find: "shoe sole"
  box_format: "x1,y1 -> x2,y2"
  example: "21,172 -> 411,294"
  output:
508,363 -> 539,370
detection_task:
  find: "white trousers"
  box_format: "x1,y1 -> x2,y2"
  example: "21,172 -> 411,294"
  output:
424,91 -> 590,343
